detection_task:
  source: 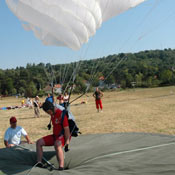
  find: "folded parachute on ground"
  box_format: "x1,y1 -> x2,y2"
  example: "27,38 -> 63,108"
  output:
6,0 -> 145,50
0,133 -> 175,175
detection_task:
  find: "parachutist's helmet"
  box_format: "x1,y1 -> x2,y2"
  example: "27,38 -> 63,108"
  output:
42,101 -> 54,113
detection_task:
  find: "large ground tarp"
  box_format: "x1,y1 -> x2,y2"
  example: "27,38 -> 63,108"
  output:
0,133 -> 175,175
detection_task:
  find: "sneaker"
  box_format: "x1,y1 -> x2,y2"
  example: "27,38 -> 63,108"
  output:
36,162 -> 44,168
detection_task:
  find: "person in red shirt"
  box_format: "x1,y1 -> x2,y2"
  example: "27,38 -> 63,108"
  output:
57,94 -> 64,107
36,101 -> 70,170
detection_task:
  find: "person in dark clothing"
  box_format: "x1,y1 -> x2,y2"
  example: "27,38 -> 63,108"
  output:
93,87 -> 103,112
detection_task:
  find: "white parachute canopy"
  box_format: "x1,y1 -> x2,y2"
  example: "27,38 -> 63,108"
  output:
6,0 -> 145,50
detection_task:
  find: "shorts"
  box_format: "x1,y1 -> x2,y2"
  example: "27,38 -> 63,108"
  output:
43,134 -> 65,147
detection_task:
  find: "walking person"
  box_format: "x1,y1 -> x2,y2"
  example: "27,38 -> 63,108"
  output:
93,87 -> 103,112
33,96 -> 40,117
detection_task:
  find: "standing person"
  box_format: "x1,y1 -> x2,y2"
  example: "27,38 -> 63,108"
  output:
33,96 -> 40,117
45,93 -> 54,104
26,97 -> 33,109
93,87 -> 103,112
21,99 -> 25,107
57,94 -> 64,107
4,117 -> 33,148
63,92 -> 69,108
36,101 -> 70,170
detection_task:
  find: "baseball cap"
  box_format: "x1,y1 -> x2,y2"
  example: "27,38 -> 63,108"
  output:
10,116 -> 17,123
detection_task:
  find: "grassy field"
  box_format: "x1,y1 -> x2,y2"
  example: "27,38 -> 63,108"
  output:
0,86 -> 175,148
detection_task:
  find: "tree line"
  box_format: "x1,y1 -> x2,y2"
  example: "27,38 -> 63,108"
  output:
0,48 -> 175,97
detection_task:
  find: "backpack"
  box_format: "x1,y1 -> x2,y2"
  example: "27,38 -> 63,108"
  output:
61,110 -> 81,137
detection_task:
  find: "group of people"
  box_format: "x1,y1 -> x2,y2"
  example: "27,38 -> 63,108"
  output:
57,92 -> 69,107
22,92 -> 70,118
3,87 -> 104,170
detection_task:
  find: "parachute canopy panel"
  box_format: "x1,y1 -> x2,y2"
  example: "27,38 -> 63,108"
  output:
6,0 -> 145,50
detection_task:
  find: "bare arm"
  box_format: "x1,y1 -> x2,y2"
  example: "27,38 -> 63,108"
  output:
25,135 -> 33,144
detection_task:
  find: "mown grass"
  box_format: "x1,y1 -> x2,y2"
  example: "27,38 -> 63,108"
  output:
0,86 -> 175,148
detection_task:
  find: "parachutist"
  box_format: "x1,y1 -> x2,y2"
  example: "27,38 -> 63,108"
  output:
36,101 -> 71,170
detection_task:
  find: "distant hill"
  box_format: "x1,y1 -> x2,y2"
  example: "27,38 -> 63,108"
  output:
0,48 -> 175,96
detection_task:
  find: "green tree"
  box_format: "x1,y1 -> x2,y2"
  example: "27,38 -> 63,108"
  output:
19,87 -> 25,96
160,70 -> 173,84
12,88 -> 17,95
135,73 -> 143,87
5,78 -> 14,95
25,82 -> 37,97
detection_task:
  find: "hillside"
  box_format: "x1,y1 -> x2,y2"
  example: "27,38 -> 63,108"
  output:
0,48 -> 175,96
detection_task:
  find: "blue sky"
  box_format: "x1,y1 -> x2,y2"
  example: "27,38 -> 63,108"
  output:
0,0 -> 175,69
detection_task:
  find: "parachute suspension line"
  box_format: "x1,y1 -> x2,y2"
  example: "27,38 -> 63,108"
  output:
25,162 -> 39,175
43,64 -> 57,96
136,11 -> 175,42
88,55 -> 127,89
87,0 -> 159,87
61,64 -> 67,85
61,1 -> 90,95
62,64 -> 70,86
103,56 -> 128,84
97,1 -> 162,85
92,60 -> 112,80
16,145 -> 57,175
69,85 -> 90,105
43,65 -> 55,94
63,61 -> 81,108
87,0 -> 131,87
50,66 -> 54,87
65,0 -> 112,91
89,59 -> 105,86
62,0 -> 114,98
117,0 -> 161,53
59,65 -> 62,84
63,61 -> 80,95
63,67 -> 74,94
77,0 -> 114,90
49,65 -> 54,94
88,59 -> 101,84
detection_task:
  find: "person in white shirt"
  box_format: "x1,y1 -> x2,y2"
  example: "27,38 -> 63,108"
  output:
63,92 -> 69,108
4,116 -> 32,148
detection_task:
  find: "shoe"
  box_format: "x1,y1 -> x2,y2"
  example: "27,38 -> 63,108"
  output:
36,162 -> 44,168
58,167 -> 64,171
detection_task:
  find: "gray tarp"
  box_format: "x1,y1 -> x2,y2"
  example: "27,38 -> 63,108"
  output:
0,133 -> 175,175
